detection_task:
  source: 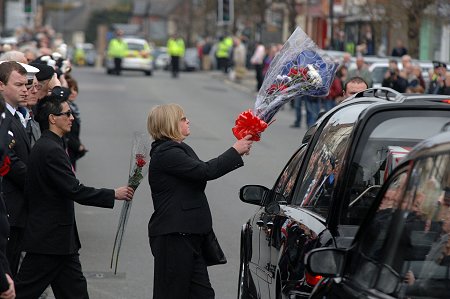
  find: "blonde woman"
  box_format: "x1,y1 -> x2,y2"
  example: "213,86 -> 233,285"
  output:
147,104 -> 252,298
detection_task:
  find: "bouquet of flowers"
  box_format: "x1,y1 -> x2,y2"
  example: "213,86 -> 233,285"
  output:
111,132 -> 151,274
233,27 -> 339,141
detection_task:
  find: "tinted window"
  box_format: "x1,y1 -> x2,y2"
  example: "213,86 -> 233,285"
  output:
127,42 -> 146,51
292,103 -> 372,217
354,153 -> 450,298
274,146 -> 306,202
344,112 -> 450,225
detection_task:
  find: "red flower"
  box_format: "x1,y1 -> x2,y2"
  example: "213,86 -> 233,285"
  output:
232,109 -> 269,141
287,67 -> 298,77
135,155 -> 146,168
0,156 -> 10,176
267,83 -> 288,95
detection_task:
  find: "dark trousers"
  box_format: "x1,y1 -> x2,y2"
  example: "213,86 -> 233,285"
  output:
255,64 -> 264,91
113,57 -> 122,75
150,234 -> 214,299
171,56 -> 180,77
6,226 -> 23,277
15,253 -> 89,299
217,57 -> 229,74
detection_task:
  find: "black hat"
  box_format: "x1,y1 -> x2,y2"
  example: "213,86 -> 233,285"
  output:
433,61 -> 447,69
29,63 -> 55,81
51,86 -> 71,101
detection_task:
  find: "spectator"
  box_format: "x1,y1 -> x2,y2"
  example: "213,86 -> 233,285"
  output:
339,77 -> 368,104
348,56 -> 373,87
427,61 -> 450,95
382,59 -> 408,93
391,39 -> 408,57
250,41 -> 265,91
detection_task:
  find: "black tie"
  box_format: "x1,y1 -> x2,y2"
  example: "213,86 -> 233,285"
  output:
14,112 -> 20,121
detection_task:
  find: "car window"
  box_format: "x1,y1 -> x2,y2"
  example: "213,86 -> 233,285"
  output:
292,103 -> 372,217
127,42 -> 145,51
273,145 -> 306,203
352,153 -> 450,298
350,170 -> 408,290
344,112 -> 450,226
371,66 -> 388,86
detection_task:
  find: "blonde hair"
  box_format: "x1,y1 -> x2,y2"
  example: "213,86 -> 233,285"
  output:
147,104 -> 184,141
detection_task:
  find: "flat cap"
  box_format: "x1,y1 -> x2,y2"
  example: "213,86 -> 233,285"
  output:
433,61 -> 447,69
29,63 -> 55,81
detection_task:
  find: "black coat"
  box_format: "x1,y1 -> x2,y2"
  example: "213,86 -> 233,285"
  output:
0,117 -> 12,292
2,109 -> 30,228
22,130 -> 115,255
148,139 -> 244,237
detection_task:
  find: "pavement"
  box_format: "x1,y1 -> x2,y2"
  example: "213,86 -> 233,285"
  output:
208,69 -> 258,95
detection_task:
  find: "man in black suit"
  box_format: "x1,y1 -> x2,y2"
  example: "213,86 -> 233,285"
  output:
15,95 -> 134,299
0,61 -> 31,277
0,96 -> 17,299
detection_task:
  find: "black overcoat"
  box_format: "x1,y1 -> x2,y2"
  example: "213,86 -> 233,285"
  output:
22,130 -> 115,255
148,139 -> 243,237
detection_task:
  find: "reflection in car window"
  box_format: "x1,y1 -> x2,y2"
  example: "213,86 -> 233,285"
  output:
351,170 -> 408,289
345,114 -> 450,226
355,153 -> 450,298
292,104 -> 371,217
274,146 -> 306,203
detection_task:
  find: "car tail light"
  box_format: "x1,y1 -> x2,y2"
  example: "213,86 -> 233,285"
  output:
305,271 -> 322,286
442,99 -> 450,104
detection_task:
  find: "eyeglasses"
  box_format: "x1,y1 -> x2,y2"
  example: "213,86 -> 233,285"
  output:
26,84 -> 39,91
53,111 -> 72,117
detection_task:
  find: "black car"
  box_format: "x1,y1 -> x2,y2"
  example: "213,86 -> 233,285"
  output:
305,130 -> 450,299
237,88 -> 450,299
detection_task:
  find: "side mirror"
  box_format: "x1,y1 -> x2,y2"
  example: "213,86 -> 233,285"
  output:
240,185 -> 269,206
305,248 -> 346,277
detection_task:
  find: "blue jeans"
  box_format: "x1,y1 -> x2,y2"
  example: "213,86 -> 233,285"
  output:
322,99 -> 336,112
293,96 -> 303,126
304,96 -> 320,127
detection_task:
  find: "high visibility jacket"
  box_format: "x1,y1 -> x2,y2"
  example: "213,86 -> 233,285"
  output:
167,38 -> 185,57
108,38 -> 128,58
216,37 -> 233,58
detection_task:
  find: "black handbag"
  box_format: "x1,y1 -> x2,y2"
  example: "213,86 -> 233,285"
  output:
202,230 -> 227,266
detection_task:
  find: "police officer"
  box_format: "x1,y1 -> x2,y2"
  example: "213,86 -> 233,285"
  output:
107,29 -> 128,76
167,33 -> 185,78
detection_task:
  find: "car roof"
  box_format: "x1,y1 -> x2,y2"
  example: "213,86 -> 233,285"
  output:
122,37 -> 149,44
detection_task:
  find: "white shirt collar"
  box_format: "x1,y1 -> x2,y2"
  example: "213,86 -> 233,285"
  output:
5,102 -> 16,116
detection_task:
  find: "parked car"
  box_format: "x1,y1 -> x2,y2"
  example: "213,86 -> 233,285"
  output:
73,43 -> 97,66
152,47 -> 170,70
105,37 -> 153,76
181,47 -> 200,71
237,88 -> 450,299
305,129 -> 450,299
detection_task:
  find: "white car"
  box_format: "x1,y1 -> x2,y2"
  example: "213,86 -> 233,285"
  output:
106,37 -> 153,76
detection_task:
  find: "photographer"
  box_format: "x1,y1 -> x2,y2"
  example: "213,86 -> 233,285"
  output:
382,60 -> 408,93
428,61 -> 450,95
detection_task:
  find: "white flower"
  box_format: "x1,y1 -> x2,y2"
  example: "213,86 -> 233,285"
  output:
276,75 -> 292,84
307,64 -> 322,86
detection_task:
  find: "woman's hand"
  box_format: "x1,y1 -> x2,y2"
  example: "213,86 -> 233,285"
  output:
233,135 -> 254,156
0,274 -> 15,299
114,186 -> 134,201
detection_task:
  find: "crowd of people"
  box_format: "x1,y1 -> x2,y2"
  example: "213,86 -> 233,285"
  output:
0,25 -> 138,299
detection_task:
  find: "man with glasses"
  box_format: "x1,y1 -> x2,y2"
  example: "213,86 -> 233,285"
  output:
0,61 -> 31,277
15,95 -> 134,299
25,76 -> 41,147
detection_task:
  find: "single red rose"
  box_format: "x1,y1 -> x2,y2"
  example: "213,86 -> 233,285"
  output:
135,154 -> 145,160
136,158 -> 146,168
0,156 -> 11,177
232,109 -> 269,141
